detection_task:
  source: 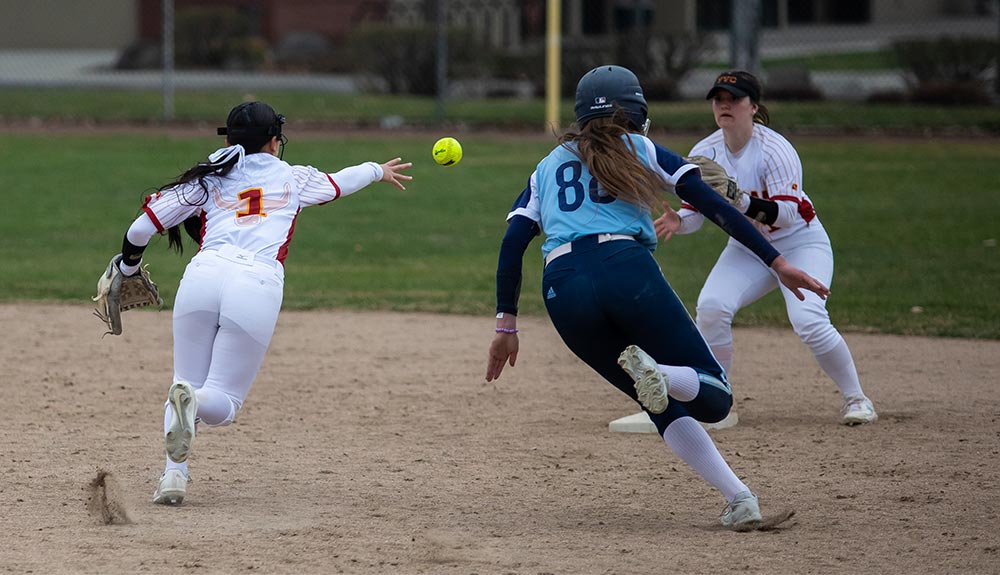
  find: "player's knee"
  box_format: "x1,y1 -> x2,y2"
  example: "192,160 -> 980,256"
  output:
696,299 -> 734,339
696,296 -> 733,323
793,318 -> 838,352
201,396 -> 243,427
698,388 -> 733,423
676,389 -> 732,423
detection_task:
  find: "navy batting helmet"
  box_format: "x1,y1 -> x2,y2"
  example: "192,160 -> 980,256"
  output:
573,65 -> 648,130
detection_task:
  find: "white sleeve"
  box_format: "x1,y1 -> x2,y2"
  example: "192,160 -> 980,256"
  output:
675,207 -> 705,234
125,212 -> 160,246
506,171 -> 541,223
141,185 -> 204,233
762,139 -> 809,228
674,138 -> 709,235
771,197 -> 802,228
295,162 -> 384,207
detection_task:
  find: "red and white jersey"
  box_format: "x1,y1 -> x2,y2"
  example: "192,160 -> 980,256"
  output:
140,152 -> 383,264
680,123 -> 818,242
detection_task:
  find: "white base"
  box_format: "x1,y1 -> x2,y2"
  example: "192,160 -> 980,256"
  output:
607,411 -> 658,434
702,410 -> 740,430
608,410 -> 740,434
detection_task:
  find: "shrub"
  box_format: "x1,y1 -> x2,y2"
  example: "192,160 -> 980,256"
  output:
892,36 -> 997,105
866,90 -> 908,104
115,40 -> 162,70
763,65 -> 824,101
347,23 -> 493,95
272,31 -> 345,74
499,32 -> 711,102
644,33 -> 717,101
174,6 -> 268,70
561,36 -> 619,97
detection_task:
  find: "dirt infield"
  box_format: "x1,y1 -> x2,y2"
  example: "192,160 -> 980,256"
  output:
2,303 -> 998,574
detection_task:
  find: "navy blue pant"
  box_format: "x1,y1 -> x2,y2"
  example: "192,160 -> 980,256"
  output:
542,237 -> 732,435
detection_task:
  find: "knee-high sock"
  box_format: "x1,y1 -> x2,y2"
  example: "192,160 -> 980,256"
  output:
658,365 -> 700,402
814,339 -> 864,398
662,416 -> 748,502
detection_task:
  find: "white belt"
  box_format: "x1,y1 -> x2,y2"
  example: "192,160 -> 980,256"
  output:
544,233 -> 635,266
200,245 -> 283,273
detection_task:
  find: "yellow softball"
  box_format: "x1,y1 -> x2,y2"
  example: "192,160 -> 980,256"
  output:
432,137 -> 463,167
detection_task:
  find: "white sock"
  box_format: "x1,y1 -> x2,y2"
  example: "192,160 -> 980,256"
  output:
662,416 -> 748,502
164,458 -> 189,476
814,339 -> 864,398
658,365 -> 700,402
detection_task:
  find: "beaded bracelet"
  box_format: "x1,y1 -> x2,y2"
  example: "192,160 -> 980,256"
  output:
495,328 -> 519,334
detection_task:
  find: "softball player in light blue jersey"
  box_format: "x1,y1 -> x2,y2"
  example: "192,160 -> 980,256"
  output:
485,65 -> 830,529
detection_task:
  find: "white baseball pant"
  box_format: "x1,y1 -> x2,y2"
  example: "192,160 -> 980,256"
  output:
169,246 -> 285,427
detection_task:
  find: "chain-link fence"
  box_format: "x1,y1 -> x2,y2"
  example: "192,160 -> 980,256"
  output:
1,0 -> 997,122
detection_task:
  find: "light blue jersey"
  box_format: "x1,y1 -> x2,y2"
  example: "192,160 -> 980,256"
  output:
507,133 -> 697,259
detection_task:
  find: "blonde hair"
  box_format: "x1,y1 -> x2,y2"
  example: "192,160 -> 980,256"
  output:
557,110 -> 667,211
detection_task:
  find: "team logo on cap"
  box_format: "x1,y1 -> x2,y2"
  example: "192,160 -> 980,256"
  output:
590,95 -> 612,112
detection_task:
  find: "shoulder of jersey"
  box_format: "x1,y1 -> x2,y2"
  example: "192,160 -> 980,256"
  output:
690,129 -> 724,155
754,123 -> 794,148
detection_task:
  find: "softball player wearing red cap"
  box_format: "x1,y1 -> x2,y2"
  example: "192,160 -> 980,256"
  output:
659,71 -> 876,426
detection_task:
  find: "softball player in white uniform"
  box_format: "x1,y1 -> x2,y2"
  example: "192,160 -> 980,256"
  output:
662,71 -> 876,425
104,102 -> 412,504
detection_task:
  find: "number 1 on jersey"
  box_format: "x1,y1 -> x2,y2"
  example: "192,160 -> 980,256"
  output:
237,188 -> 265,218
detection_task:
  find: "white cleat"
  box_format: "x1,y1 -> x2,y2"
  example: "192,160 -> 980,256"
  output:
152,469 -> 189,505
720,490 -> 762,531
165,381 -> 197,463
841,395 -> 878,426
617,345 -> 669,414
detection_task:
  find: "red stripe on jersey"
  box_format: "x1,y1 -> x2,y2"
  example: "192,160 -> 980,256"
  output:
771,194 -> 816,223
197,212 -> 207,253
680,201 -> 697,211
325,173 -> 342,201
142,195 -> 165,233
276,207 -> 301,265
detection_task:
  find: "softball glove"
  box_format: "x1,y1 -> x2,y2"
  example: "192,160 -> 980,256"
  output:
685,155 -> 749,211
92,254 -> 163,336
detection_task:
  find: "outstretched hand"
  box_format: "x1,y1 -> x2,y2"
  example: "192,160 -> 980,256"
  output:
486,332 -> 519,382
380,158 -> 413,190
654,200 -> 681,242
771,255 -> 830,301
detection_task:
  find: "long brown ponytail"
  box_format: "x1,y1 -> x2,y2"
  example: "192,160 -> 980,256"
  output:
558,109 -> 666,212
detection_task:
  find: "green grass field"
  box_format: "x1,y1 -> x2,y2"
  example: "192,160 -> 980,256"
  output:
3,87 -> 999,133
1,131 -> 997,339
